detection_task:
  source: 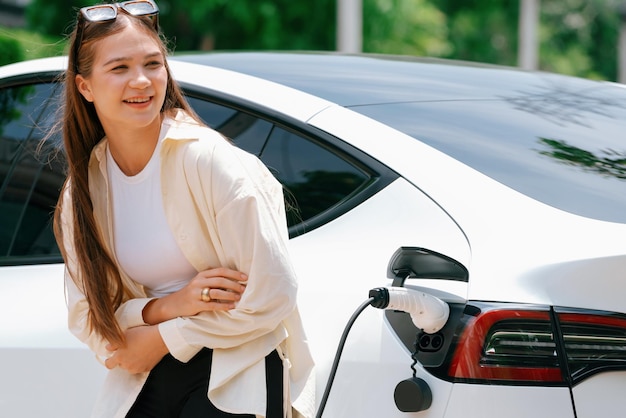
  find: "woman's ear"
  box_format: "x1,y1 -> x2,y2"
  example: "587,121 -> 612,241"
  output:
75,74 -> 94,103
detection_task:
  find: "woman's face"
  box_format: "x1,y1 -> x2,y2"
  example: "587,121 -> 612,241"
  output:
75,22 -> 168,136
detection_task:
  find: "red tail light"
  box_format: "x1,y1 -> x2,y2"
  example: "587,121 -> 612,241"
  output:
557,311 -> 626,384
388,302 -> 626,386
448,308 -> 564,383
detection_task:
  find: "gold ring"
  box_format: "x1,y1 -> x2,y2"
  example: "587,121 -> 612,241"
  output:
201,287 -> 211,302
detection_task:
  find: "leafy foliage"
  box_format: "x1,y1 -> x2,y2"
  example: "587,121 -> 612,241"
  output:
439,0 -> 520,66
0,33 -> 23,65
363,0 -> 451,56
26,0 -> 94,38
437,0 -> 622,80
540,0 -> 621,80
10,0 -> 626,81
0,28 -> 64,61
156,0 -> 336,51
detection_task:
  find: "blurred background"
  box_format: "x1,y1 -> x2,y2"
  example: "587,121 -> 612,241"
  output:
1,0 -> 625,82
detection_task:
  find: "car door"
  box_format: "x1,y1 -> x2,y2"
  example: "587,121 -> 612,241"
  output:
0,79 -> 106,417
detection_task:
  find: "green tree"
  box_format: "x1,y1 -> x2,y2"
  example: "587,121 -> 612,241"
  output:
155,0 -> 337,51
363,0 -> 451,56
0,34 -> 23,65
0,28 -> 66,62
20,0 -> 625,82
437,0 -> 622,81
437,0 -> 521,66
26,0 -> 96,38
540,0 -> 620,80
25,0 -> 337,52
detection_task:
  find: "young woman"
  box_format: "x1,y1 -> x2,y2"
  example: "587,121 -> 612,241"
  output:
53,1 -> 315,417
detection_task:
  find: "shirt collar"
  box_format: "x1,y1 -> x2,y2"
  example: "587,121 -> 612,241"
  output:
91,109 -> 202,163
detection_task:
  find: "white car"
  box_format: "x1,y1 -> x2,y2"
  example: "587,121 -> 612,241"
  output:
2,52 -> 626,418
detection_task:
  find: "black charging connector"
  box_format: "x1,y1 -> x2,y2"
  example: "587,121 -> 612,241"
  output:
368,287 -> 390,309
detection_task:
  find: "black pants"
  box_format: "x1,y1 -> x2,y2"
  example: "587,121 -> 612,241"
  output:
126,348 -> 283,418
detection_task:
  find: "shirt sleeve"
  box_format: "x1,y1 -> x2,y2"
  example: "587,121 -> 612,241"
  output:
158,141 -> 299,362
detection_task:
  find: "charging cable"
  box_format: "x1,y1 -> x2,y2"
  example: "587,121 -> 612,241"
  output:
315,287 -> 449,418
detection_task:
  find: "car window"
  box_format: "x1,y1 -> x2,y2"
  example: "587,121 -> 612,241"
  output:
259,126 -> 368,227
0,84 -> 377,266
354,80 -> 626,224
0,82 -> 64,265
187,96 -> 370,233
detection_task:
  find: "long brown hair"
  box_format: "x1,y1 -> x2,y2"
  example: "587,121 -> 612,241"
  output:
53,11 -> 200,346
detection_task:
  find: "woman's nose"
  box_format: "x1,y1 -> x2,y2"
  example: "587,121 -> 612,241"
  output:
129,68 -> 151,88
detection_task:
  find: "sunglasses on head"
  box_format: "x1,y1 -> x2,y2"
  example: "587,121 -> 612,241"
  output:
72,0 -> 160,73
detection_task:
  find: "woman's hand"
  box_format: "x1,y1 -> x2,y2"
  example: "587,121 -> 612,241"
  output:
104,325 -> 167,374
142,267 -> 248,325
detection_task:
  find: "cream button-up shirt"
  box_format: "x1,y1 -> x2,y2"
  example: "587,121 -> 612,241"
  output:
61,110 -> 315,418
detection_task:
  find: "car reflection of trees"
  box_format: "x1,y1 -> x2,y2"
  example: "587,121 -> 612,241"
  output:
502,79 -> 626,128
282,170 -> 366,226
0,84 -> 31,137
0,85 -> 65,260
538,138 -> 626,181
0,136 -> 65,260
502,79 -> 626,182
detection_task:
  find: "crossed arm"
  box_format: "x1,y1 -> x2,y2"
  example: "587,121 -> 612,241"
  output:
103,267 -> 247,374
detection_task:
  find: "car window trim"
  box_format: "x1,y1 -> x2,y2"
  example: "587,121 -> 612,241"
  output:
181,84 -> 399,237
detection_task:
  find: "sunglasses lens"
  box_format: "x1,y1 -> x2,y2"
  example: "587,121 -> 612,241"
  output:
83,5 -> 117,22
123,1 -> 158,16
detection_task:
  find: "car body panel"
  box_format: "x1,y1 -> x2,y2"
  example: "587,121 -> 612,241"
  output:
0,264 -> 106,416
443,384 -> 574,418
572,371 -> 626,418
307,102 -> 626,311
0,264 -> 74,348
287,178 -> 469,416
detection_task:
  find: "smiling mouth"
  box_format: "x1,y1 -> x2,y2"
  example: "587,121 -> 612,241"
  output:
124,97 -> 152,104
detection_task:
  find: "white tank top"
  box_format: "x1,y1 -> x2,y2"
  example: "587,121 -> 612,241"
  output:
106,139 -> 197,297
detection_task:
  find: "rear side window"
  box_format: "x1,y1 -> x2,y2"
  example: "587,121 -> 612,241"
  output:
259,126 -> 368,227
356,81 -> 626,223
187,96 -> 371,234
0,83 -> 64,265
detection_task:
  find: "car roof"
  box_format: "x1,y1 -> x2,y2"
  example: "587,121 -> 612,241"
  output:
2,51 -> 616,109
173,51 -> 609,106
